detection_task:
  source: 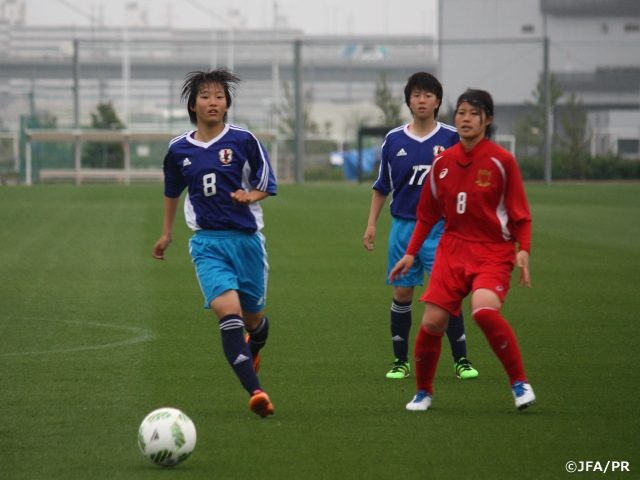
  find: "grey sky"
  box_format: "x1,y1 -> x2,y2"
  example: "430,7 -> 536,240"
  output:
23,0 -> 438,36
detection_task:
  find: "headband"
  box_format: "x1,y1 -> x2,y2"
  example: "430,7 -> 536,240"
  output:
456,96 -> 492,116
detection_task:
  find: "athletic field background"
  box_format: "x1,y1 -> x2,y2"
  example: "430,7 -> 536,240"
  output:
1,182 -> 638,479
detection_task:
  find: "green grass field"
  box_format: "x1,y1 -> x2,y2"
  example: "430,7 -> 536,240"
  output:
1,182 -> 639,479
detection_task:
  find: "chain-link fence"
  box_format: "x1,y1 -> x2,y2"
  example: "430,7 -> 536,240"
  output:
1,23 -> 639,184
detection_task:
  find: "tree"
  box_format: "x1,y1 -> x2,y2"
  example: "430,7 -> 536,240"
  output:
374,71 -> 403,127
515,75 -> 563,158
82,102 -> 125,168
277,81 -> 318,136
558,93 -> 591,179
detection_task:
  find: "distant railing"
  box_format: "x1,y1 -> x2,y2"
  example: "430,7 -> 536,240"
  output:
24,129 -> 180,185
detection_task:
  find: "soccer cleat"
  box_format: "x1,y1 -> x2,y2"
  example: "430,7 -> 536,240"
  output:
512,381 -> 536,410
249,391 -> 274,418
454,357 -> 479,379
245,333 -> 261,374
386,358 -> 410,379
406,390 -> 432,411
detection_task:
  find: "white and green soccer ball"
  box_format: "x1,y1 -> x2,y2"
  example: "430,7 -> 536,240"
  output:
138,407 -> 197,467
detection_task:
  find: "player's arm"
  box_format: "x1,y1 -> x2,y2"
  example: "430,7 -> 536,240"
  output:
154,149 -> 185,260
364,189 -> 387,251
230,188 -> 270,205
153,196 -> 180,260
366,135 -> 393,251
504,155 -> 532,287
245,134 -> 277,197
516,249 -> 531,288
231,139 -> 274,204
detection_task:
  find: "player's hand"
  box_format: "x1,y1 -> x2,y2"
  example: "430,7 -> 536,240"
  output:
153,234 -> 172,260
230,189 -> 253,205
364,226 -> 376,251
388,255 -> 415,282
516,250 -> 531,287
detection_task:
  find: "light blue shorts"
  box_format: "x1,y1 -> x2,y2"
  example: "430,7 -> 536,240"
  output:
189,230 -> 269,313
386,217 -> 444,287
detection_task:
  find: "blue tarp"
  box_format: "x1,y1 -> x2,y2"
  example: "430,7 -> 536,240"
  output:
336,148 -> 380,180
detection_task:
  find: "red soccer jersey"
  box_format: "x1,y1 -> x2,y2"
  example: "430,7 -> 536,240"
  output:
407,138 -> 531,256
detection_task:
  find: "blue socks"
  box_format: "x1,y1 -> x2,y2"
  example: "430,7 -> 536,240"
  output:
390,300 -> 412,363
391,301 -> 468,363
246,315 -> 270,359
446,312 -> 468,362
219,314 -> 261,395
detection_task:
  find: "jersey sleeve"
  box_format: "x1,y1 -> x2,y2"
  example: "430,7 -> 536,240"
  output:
163,149 -> 187,198
371,134 -> 392,195
245,134 -> 277,195
514,219 -> 532,253
503,155 -> 532,251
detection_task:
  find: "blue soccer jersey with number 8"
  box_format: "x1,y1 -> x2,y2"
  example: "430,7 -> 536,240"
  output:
163,124 -> 277,233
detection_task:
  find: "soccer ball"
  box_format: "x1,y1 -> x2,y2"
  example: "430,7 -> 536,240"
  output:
138,407 -> 197,467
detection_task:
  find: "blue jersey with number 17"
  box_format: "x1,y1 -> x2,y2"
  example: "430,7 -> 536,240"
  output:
373,122 -> 458,220
163,124 -> 277,234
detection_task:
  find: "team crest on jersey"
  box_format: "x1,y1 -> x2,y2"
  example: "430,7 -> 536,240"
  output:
219,149 -> 233,165
433,145 -> 445,156
476,169 -> 492,187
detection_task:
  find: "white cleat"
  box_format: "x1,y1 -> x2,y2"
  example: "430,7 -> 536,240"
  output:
512,381 -> 536,410
406,390 -> 432,411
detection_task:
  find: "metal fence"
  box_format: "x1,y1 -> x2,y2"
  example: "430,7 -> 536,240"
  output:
1,25 -> 638,184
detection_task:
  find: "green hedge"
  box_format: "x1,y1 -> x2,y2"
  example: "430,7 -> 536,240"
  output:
518,153 -> 640,180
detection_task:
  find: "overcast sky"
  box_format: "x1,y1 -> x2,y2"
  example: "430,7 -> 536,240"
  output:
22,0 -> 438,36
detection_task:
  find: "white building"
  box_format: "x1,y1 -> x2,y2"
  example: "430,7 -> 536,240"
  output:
440,0 -> 640,155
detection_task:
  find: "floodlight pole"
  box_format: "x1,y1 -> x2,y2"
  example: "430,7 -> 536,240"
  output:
543,20 -> 552,185
227,27 -> 235,122
271,1 -> 280,180
122,24 -> 130,128
437,0 -> 443,80
73,39 -> 80,130
293,38 -> 304,184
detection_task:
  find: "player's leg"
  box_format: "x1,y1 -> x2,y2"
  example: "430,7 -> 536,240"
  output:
448,312 -> 478,379
408,235 -> 469,410
470,288 -> 535,410
419,233 -> 478,380
210,292 -> 274,417
190,233 -> 259,394
406,302 -> 450,411
243,310 -> 269,374
235,231 -> 271,375
387,286 -> 414,378
191,231 -> 273,417
386,218 -> 423,379
210,291 -> 263,393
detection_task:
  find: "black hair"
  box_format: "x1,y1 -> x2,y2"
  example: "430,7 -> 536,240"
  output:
181,69 -> 241,125
403,72 -> 443,119
455,88 -> 495,139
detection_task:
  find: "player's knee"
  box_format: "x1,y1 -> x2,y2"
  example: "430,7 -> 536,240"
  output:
393,287 -> 414,303
421,303 -> 449,333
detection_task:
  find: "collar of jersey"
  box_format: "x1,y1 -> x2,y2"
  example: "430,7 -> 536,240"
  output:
186,124 -> 230,148
403,122 -> 442,143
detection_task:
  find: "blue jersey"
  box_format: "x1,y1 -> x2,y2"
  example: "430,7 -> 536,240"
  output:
373,123 -> 458,220
164,124 -> 277,234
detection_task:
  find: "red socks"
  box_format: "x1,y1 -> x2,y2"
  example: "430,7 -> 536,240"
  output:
473,308 -> 527,384
414,325 -> 444,395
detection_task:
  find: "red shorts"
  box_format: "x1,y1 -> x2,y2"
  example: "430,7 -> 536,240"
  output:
421,233 -> 516,316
